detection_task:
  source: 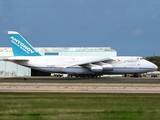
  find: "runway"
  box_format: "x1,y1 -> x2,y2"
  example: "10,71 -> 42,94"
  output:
0,77 -> 160,93
1,76 -> 160,83
0,76 -> 160,84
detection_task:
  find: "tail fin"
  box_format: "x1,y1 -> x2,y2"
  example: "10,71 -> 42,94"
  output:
8,31 -> 41,56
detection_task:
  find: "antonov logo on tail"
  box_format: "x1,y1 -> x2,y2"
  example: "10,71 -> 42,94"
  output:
10,36 -> 34,54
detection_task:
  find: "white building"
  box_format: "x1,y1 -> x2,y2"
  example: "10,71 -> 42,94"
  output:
0,47 -> 117,76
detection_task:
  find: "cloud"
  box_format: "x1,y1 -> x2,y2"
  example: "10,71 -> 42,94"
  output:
131,28 -> 144,36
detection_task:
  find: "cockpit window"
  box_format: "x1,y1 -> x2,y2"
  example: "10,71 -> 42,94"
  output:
137,57 -> 144,60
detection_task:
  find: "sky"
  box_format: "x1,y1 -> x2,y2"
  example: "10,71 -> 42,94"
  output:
0,0 -> 160,57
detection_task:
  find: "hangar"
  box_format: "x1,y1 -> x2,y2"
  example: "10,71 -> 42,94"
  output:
0,47 -> 117,76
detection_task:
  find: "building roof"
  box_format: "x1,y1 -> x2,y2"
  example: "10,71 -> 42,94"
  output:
0,47 -> 116,52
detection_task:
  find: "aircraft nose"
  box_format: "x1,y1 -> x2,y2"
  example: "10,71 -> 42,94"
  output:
141,60 -> 158,72
147,61 -> 158,71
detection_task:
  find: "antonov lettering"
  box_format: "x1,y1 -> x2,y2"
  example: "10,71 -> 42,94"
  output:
10,36 -> 34,54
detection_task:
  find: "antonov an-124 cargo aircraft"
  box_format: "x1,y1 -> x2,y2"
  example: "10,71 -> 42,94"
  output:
4,31 -> 158,77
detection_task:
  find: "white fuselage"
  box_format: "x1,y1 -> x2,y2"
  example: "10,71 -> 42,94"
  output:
6,56 -> 158,75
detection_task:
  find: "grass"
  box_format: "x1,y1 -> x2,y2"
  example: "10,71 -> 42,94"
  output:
0,93 -> 160,120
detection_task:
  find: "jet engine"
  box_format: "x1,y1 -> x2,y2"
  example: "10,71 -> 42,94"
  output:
89,63 -> 113,73
102,64 -> 113,71
90,65 -> 103,72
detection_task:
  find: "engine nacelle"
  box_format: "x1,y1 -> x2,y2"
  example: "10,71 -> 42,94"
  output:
102,64 -> 113,71
91,66 -> 103,72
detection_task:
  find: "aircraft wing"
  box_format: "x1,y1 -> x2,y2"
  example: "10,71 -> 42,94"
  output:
64,57 -> 113,68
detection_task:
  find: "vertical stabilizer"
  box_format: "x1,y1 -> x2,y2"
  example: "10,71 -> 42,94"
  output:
8,31 -> 41,56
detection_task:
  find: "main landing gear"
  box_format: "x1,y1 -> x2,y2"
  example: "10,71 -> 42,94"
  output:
68,74 -> 101,78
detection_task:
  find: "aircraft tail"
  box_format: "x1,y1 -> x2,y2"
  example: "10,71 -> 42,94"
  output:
8,31 -> 41,56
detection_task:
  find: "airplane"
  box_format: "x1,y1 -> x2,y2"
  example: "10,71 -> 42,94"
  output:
3,31 -> 158,78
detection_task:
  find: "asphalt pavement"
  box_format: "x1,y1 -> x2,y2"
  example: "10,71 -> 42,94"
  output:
0,76 -> 160,83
